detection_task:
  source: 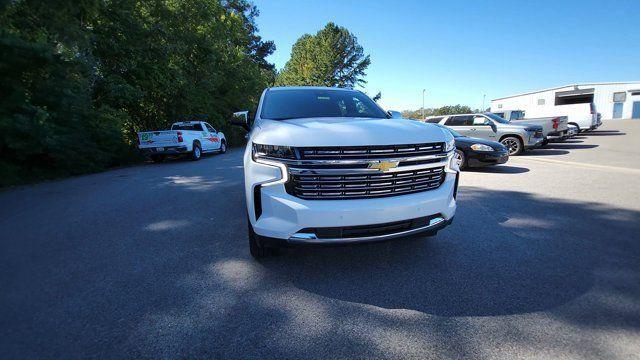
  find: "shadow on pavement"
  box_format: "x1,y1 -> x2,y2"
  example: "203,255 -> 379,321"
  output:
465,165 -> 529,174
584,130 -> 626,136
520,149 -> 570,156
543,144 -> 599,150
264,188 -> 640,319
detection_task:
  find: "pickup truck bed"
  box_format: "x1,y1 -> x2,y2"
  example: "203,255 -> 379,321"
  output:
492,111 -> 568,139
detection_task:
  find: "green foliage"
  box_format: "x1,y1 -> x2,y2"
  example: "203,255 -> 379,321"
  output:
0,0 -> 274,186
402,105 -> 474,119
276,22 -> 370,88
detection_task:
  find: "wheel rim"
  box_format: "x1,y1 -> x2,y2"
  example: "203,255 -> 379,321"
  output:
221,142 -> 226,152
195,146 -> 201,157
454,152 -> 463,168
502,138 -> 519,155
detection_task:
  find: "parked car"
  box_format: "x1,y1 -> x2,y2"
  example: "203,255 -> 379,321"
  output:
433,124 -> 509,170
137,121 -> 226,162
491,110 -> 569,141
425,113 -> 544,156
230,86 -> 458,258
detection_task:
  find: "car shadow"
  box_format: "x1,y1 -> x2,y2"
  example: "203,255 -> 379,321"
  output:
465,165 -> 529,174
543,144 -> 599,150
520,149 -> 570,156
263,187 -> 640,319
584,130 -> 626,136
551,139 -> 583,144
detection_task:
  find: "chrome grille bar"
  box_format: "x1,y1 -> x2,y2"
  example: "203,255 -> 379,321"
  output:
299,142 -> 444,160
287,166 -> 446,200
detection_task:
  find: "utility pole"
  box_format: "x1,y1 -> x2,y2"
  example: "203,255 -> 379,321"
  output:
482,94 -> 486,112
422,89 -> 426,119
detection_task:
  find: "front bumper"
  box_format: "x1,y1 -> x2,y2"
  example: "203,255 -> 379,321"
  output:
547,129 -> 571,142
467,150 -> 509,167
245,153 -> 458,244
288,214 -> 453,245
524,136 -> 545,149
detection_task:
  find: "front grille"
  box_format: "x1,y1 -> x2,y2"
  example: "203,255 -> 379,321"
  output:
298,142 -> 444,160
286,166 -> 446,200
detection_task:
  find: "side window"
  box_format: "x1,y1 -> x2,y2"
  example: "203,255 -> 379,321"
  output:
445,115 -> 472,126
493,112 -> 504,118
510,111 -> 524,121
426,116 -> 443,123
205,123 -> 216,133
193,123 -> 204,131
473,116 -> 488,125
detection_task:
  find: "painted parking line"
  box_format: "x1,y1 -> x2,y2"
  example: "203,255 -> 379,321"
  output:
512,156 -> 640,175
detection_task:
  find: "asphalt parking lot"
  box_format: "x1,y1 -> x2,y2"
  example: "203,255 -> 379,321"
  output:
1,120 -> 639,359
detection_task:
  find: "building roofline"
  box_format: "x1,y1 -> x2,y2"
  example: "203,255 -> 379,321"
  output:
491,81 -> 640,101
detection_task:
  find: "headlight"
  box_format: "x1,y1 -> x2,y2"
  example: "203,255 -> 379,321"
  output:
252,143 -> 296,161
470,143 -> 494,152
445,138 -> 455,152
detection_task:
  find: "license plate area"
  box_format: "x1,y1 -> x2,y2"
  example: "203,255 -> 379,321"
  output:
156,147 -> 165,152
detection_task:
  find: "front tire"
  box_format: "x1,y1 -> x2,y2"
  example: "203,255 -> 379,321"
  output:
454,149 -> 466,170
220,140 -> 227,154
191,142 -> 202,161
248,217 -> 273,259
501,136 -> 523,156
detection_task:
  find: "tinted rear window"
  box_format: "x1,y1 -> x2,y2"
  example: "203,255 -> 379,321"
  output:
425,117 -> 444,123
172,123 -> 203,131
445,115 -> 472,126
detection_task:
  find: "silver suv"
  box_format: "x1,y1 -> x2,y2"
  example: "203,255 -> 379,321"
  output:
425,113 -> 544,155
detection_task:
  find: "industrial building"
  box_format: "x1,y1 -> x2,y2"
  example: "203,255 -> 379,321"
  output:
491,82 -> 640,120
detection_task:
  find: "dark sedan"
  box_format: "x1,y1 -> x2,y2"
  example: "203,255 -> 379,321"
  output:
435,124 -> 509,170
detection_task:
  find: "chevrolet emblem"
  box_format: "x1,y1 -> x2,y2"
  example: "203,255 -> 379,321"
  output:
368,160 -> 399,172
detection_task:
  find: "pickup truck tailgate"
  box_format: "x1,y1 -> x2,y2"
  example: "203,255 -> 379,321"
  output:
138,131 -> 179,149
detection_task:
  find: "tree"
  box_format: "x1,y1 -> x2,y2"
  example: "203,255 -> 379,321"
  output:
401,105 -> 473,119
0,0 -> 275,186
276,22 -> 370,88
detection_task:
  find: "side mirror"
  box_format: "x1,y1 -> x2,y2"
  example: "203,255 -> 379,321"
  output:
387,110 -> 403,119
230,111 -> 250,131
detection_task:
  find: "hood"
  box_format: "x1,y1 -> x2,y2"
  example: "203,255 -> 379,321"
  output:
251,118 -> 451,147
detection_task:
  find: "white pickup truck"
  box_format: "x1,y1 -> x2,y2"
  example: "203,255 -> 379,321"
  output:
137,121 -> 226,162
230,86 -> 458,258
491,110 -> 569,142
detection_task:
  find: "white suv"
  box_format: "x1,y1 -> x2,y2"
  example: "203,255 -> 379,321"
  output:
231,87 -> 458,258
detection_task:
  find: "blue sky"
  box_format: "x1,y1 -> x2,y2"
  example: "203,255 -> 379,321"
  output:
253,0 -> 640,111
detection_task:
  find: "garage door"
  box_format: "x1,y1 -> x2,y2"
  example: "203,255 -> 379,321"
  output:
633,101 -> 640,119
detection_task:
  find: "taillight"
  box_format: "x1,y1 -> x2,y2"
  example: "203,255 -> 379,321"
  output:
552,117 -> 559,129
177,131 -> 183,143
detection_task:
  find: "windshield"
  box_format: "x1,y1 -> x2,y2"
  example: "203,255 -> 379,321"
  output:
485,113 -> 510,124
260,89 -> 389,120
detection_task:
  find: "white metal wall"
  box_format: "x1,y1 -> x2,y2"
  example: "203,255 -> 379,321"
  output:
491,83 -> 640,120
